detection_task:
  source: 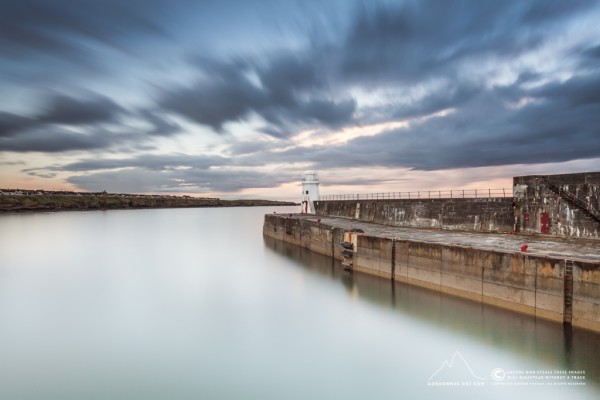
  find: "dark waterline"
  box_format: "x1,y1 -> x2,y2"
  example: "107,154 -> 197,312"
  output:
0,207 -> 598,399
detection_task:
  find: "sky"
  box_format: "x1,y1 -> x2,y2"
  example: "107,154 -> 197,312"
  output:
1,0 -> 600,200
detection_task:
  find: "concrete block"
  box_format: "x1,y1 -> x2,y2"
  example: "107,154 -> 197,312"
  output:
379,258 -> 392,276
482,293 -> 536,315
572,299 -> 600,329
532,257 -> 563,279
535,308 -> 563,323
482,282 -> 535,307
408,265 -> 441,286
355,255 -> 379,274
441,246 -> 483,279
441,272 -> 482,295
535,292 -> 563,315
395,241 -> 409,277
407,276 -> 442,292
483,267 -> 535,290
573,282 -> 600,303
507,286 -> 536,306
440,285 -> 482,302
536,276 -> 564,296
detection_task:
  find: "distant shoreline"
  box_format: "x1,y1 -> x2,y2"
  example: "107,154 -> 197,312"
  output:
0,193 -> 297,213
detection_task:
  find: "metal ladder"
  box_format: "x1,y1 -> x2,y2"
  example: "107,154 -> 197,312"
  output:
564,259 -> 574,325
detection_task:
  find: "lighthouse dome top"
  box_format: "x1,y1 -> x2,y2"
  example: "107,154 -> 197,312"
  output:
302,171 -> 319,182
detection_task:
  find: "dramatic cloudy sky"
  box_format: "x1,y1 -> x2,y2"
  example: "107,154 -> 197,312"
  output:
1,0 -> 600,200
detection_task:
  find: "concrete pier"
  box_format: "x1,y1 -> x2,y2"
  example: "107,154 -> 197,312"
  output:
263,213 -> 600,332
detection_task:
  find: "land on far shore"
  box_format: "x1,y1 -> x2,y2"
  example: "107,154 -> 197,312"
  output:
0,189 -> 297,212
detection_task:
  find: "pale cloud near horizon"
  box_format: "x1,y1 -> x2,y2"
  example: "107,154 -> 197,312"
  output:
1,0 -> 600,199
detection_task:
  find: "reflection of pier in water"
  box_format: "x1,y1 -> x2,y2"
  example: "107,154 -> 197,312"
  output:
264,235 -> 600,387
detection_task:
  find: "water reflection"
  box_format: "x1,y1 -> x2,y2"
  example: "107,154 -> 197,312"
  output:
0,208 -> 597,399
264,236 -> 600,386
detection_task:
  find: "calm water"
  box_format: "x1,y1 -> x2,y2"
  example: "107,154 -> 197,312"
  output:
0,207 -> 599,400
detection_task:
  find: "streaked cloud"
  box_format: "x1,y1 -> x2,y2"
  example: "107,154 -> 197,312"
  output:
1,0 -> 600,197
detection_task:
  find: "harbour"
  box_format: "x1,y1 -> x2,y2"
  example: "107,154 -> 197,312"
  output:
1,206 -> 599,399
264,171 -> 600,331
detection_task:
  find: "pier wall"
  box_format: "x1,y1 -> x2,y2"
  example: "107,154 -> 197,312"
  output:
263,214 -> 600,332
514,172 -> 600,240
314,198 -> 515,233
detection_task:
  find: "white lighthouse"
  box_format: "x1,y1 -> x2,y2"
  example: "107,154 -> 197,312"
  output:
301,171 -> 320,214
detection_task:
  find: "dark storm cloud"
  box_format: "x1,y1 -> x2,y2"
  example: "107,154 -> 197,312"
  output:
0,127 -> 119,153
535,73 -> 600,107
159,61 -> 265,131
66,167 -> 297,193
37,94 -> 125,125
392,84 -> 479,120
0,93 -> 185,152
583,44 -> 600,59
0,0 -> 169,74
138,110 -> 181,136
244,0 -> 600,173
34,154 -> 229,173
26,171 -> 57,179
256,54 -> 324,102
0,120 -> 174,153
263,71 -> 600,171
339,0 -> 593,82
0,93 -> 124,139
160,0 -> 595,140
161,54 -> 356,135
3,0 -> 600,194
0,112 -> 35,137
29,151 -> 296,192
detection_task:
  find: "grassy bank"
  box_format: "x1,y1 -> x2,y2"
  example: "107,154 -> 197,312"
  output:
0,194 -> 297,212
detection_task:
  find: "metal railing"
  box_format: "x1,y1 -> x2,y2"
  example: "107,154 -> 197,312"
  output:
320,188 -> 512,201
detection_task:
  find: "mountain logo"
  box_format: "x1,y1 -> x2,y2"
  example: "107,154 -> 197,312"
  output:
427,351 -> 485,386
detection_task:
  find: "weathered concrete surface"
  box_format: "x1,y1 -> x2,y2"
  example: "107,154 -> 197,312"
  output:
514,172 -> 600,240
315,197 -> 515,233
264,213 -> 600,332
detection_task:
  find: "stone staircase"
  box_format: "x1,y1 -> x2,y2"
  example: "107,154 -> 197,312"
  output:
542,177 -> 600,224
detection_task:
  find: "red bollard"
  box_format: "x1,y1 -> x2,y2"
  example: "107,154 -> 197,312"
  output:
521,244 -> 528,252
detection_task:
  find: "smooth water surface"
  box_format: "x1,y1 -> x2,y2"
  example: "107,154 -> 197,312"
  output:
0,207 -> 599,399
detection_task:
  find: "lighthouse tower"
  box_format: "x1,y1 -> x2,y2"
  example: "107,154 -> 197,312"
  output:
301,171 -> 320,214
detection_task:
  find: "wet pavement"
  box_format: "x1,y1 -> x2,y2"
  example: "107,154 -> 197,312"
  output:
291,214 -> 600,263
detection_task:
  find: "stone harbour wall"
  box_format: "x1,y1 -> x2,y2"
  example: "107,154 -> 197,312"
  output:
264,214 -> 600,332
314,198 -> 515,233
514,172 -> 600,240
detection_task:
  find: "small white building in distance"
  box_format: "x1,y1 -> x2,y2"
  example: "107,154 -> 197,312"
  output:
301,171 -> 320,214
